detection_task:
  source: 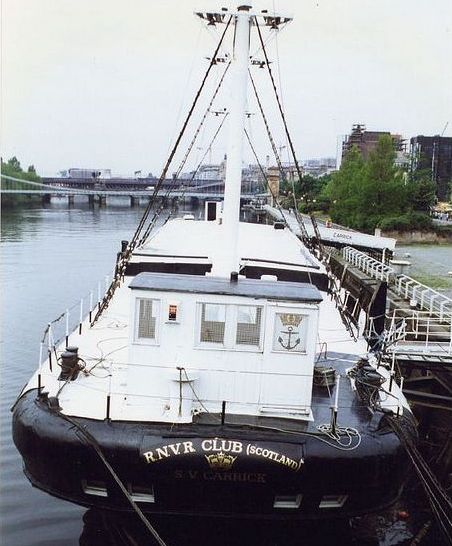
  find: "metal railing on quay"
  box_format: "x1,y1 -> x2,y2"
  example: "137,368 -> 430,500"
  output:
342,246 -> 394,282
342,247 -> 452,323
395,275 -> 452,322
367,310 -> 452,356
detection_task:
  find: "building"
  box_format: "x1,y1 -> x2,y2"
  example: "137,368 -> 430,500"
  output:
301,157 -> 336,178
60,168 -> 111,179
410,135 -> 452,201
342,124 -> 405,162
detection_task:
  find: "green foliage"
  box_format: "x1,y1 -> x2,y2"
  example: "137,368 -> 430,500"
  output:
1,156 -> 41,182
324,136 -> 434,232
324,145 -> 370,228
409,169 -> 436,212
378,212 -> 433,232
1,156 -> 41,207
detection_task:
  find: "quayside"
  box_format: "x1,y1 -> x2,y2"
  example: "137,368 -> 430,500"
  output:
13,4 -> 416,526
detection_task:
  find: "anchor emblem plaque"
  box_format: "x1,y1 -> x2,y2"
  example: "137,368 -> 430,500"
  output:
274,313 -> 305,352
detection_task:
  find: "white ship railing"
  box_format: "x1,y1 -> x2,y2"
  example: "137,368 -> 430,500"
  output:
39,273 -> 113,367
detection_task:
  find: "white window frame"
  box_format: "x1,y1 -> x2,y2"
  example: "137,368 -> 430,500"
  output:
195,302 -> 264,352
134,297 -> 161,345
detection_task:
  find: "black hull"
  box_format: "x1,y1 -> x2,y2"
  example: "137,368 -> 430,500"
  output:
13,390 -> 411,520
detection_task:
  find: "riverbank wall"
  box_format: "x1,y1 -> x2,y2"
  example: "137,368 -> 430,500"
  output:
381,229 -> 452,244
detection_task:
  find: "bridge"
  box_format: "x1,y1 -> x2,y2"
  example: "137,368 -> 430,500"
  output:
1,175 -> 264,206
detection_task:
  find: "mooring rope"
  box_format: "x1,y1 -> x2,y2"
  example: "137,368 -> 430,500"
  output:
387,415 -> 452,544
54,410 -> 169,546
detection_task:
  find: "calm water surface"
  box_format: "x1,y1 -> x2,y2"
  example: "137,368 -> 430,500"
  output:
1,201 -> 448,545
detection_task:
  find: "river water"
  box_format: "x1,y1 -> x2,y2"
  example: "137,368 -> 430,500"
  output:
1,200 -> 450,545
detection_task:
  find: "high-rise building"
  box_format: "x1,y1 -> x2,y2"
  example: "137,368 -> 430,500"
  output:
342,124 -> 405,161
410,135 -> 452,201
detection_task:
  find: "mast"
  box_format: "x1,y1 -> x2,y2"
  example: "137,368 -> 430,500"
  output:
218,5 -> 252,277
196,6 -> 292,277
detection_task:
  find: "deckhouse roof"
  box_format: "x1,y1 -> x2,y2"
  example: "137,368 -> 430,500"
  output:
129,272 -> 323,303
133,219 -> 323,273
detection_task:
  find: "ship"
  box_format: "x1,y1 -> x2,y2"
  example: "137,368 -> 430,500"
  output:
13,5 -> 415,523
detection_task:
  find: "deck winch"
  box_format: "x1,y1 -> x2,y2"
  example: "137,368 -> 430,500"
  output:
58,346 -> 81,381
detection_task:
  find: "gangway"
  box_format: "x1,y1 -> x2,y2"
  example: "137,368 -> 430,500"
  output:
265,205 -> 396,253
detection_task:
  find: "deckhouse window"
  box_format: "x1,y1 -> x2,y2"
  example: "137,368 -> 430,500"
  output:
198,303 -> 264,350
236,306 -> 262,346
136,298 -> 160,340
200,303 -> 226,344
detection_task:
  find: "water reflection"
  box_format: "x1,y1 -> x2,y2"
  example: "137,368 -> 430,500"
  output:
79,509 -> 366,546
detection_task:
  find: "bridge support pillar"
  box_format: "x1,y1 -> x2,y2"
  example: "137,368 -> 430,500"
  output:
88,195 -> 95,207
99,195 -> 107,207
68,194 -> 75,206
130,196 -> 139,207
42,194 -> 51,205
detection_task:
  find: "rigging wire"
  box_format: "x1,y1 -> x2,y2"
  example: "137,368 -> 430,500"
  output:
253,17 -> 317,247
90,19 -> 232,325
244,127 -> 289,229
163,112 -> 229,227
254,16 -> 303,192
248,69 -> 311,245
139,62 -> 231,245
129,15 -> 232,252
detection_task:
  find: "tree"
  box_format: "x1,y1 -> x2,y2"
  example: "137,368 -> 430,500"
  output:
7,156 -> 22,172
324,136 -> 413,232
362,135 -> 409,222
324,145 -> 366,227
1,156 -> 41,207
409,169 -> 436,212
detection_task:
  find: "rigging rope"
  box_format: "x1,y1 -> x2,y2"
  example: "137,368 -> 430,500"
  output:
253,17 -> 322,249
91,19 -> 232,325
163,113 -> 229,227
128,15 -> 232,252
248,71 -> 310,247
244,127 -> 290,229
139,62 -> 231,245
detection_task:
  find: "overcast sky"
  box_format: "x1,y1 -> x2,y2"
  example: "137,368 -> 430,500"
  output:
2,0 -> 452,177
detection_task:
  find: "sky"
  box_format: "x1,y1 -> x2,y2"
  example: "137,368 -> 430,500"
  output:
2,0 -> 452,177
